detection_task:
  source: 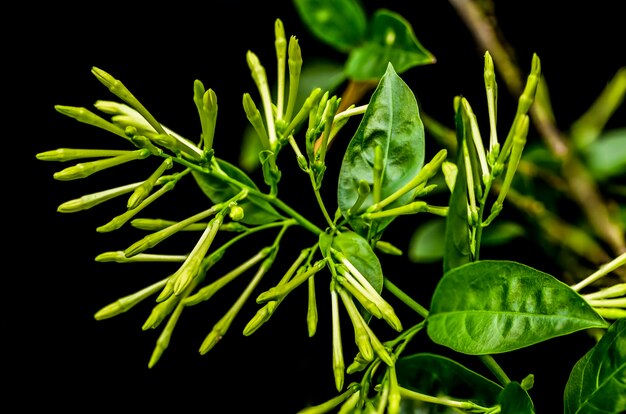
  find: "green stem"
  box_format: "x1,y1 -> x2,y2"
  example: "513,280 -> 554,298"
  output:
479,354 -> 511,386
383,278 -> 429,319
308,169 -> 335,230
206,160 -> 322,236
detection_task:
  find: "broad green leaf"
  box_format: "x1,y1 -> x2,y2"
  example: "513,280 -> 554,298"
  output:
395,353 -> 503,410
292,0 -> 367,52
583,128 -> 626,181
564,318 -> 626,414
332,230 -> 383,293
337,63 -> 425,239
408,218 -> 446,263
499,382 -> 535,414
344,9 -> 436,81
192,158 -> 284,225
427,260 -> 609,354
443,100 -> 471,273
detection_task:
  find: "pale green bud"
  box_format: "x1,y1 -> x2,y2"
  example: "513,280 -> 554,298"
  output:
229,205 -> 245,221
54,105 -> 129,140
142,295 -> 179,330
57,181 -> 143,213
36,148 -> 131,162
53,149 -> 150,181
94,278 -> 168,320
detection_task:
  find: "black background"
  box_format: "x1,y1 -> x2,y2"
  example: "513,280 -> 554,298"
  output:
10,1 -> 625,412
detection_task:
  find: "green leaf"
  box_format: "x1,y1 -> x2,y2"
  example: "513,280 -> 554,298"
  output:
583,128 -> 626,181
337,63 -> 425,239
427,260 -> 608,354
443,101 -> 472,273
192,158 -> 284,225
332,230 -> 383,293
564,318 -> 626,414
395,353 -> 503,410
408,218 -> 446,263
481,221 -> 526,246
292,0 -> 367,52
499,382 -> 535,414
344,9 -> 436,81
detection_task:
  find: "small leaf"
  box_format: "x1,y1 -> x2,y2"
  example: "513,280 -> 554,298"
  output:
408,218 -> 446,263
564,318 -> 626,414
292,0 -> 367,52
499,381 -> 535,414
427,260 -> 609,354
481,221 -> 526,246
332,230 -> 383,294
344,9 -> 436,81
337,63 -> 425,239
395,353 -> 503,408
192,158 -> 283,225
583,128 -> 626,181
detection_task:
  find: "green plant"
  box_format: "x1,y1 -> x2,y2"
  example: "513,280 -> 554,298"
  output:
36,0 -> 625,412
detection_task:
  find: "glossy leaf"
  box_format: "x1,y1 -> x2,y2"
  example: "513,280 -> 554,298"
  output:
337,63 -> 425,238
344,9 -> 436,81
564,318 -> 626,414
499,382 -> 535,414
443,101 -> 471,273
192,158 -> 284,225
583,128 -> 626,181
481,221 -> 526,246
332,230 -> 383,293
395,353 -> 503,409
292,0 -> 367,52
408,218 -> 446,263
427,260 -> 609,354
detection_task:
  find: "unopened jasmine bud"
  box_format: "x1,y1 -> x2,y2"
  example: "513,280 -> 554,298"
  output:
242,306 -> 272,336
285,36 -> 303,122
199,329 -> 223,355
593,307 -> 626,319
229,205 -> 245,221
97,180 -> 176,232
247,51 -> 278,148
54,105 -> 129,140
94,278 -> 168,320
282,87 -> 322,140
375,240 -> 402,256
331,285 -> 345,391
142,295 -> 179,330
91,67 -> 167,136
346,352 -> 370,374
36,148 -> 132,162
242,92 -> 271,150
53,148 -> 150,181
57,181 -> 143,212
307,275 -> 318,337
388,365 -> 401,414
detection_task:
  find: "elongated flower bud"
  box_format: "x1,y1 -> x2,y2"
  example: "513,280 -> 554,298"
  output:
94,278 -> 168,320
54,105 -> 129,141
37,148 -> 132,162
53,149 -> 150,181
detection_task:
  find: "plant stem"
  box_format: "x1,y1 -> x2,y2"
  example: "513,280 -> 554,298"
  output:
308,169 -> 335,230
383,278 -> 429,319
479,354 -> 511,386
571,252 -> 626,292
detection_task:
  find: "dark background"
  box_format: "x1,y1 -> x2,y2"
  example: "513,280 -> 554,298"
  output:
10,1 -> 624,412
